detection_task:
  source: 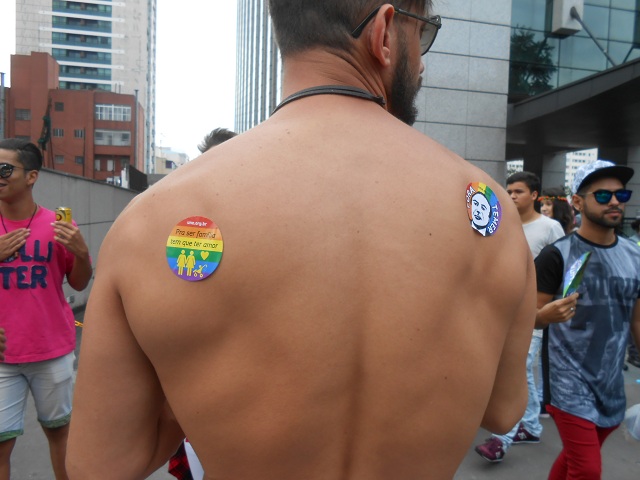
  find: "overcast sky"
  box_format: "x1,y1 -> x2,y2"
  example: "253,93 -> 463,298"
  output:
0,0 -> 238,161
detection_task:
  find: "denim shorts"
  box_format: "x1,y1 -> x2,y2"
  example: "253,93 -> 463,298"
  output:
0,352 -> 74,441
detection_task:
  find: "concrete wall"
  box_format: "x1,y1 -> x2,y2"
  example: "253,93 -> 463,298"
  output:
541,152 -> 569,191
15,0 -> 51,55
626,146 -> 640,219
33,168 -> 137,310
417,0 -> 512,183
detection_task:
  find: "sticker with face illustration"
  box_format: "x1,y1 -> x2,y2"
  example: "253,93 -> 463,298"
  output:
466,183 -> 502,237
166,216 -> 223,281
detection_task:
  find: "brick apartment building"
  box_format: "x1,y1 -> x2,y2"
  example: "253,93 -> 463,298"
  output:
3,52 -> 144,184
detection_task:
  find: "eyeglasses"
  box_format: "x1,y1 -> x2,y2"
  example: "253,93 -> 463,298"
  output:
581,189 -> 633,204
0,163 -> 27,179
351,6 -> 442,56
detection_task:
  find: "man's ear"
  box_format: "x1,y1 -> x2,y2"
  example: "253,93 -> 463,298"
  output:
571,194 -> 583,211
26,169 -> 39,188
368,5 -> 396,67
531,190 -> 539,201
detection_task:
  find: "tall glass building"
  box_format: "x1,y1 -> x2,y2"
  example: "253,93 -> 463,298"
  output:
506,0 -> 640,219
235,0 -> 281,133
509,0 -> 640,101
16,0 -> 158,173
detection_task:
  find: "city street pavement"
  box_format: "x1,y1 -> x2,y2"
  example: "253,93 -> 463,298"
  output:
10,309 -> 640,479
10,311 -> 174,480
454,364 -> 640,479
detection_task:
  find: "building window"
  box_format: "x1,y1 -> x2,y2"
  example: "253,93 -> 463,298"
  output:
94,159 -> 101,171
55,155 -> 64,164
107,159 -> 114,172
53,128 -> 64,137
74,129 -> 85,138
54,102 -> 64,112
95,104 -> 132,122
94,129 -> 131,146
75,156 -> 84,165
15,109 -> 31,121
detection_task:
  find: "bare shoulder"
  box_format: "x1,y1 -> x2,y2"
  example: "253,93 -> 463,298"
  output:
397,124 -> 523,238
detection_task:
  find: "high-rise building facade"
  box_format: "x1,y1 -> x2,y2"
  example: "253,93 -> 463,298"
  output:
16,0 -> 157,173
235,0 -> 281,133
507,0 -> 640,218
235,1 -> 640,190
234,0 -> 514,180
509,0 -> 640,102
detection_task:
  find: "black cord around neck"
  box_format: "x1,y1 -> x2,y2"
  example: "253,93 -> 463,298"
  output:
272,85 -> 386,114
0,204 -> 38,233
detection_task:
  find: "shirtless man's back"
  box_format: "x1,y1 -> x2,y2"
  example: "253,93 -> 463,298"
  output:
67,2 -> 535,479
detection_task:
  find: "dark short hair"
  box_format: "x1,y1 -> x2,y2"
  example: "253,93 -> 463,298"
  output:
0,138 -> 43,171
506,171 -> 541,196
268,0 -> 430,57
541,186 -> 574,234
198,128 -> 238,153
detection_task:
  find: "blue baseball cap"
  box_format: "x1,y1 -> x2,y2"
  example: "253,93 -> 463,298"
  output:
571,160 -> 634,194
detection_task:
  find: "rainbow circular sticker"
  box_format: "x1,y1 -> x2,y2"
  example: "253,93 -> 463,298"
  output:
166,216 -> 223,281
466,183 -> 501,237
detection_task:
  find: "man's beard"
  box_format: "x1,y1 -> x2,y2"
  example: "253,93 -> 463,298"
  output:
389,36 -> 421,126
582,203 -> 625,229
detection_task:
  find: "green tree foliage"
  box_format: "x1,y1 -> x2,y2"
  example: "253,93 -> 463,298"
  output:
509,29 -> 557,102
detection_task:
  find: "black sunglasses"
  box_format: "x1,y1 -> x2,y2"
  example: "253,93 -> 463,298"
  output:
351,6 -> 442,56
582,189 -> 632,204
0,163 -> 28,179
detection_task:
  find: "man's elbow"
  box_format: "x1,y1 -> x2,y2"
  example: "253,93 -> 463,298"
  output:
69,277 -> 91,291
68,268 -> 93,291
481,392 -> 527,434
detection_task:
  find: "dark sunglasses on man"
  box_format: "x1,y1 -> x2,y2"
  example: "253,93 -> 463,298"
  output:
0,163 -> 29,179
351,6 -> 442,56
580,189 -> 633,204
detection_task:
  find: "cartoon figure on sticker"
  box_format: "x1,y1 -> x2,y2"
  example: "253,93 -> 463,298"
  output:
166,216 -> 223,282
466,183 -> 501,237
177,250 -> 187,275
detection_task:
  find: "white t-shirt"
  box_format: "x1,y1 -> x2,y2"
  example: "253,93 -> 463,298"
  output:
523,214 -> 565,338
523,215 -> 565,259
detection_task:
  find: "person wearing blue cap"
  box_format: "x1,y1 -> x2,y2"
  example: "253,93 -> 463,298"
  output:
535,160 -> 640,479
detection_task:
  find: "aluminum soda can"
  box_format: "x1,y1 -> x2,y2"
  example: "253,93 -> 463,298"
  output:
55,206 -> 72,223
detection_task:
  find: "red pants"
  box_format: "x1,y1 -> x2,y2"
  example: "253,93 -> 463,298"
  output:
547,405 -> 618,480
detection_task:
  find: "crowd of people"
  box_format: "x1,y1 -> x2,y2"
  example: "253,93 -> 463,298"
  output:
1,1 -> 639,480
473,164 -> 640,479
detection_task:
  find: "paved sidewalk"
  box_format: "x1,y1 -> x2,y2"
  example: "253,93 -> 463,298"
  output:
10,311 -> 174,480
10,309 -> 640,479
454,364 -> 640,479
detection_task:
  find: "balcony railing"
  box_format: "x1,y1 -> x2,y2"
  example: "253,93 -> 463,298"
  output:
51,38 -> 112,48
54,54 -> 112,65
59,71 -> 112,81
52,21 -> 112,34
52,2 -> 112,18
